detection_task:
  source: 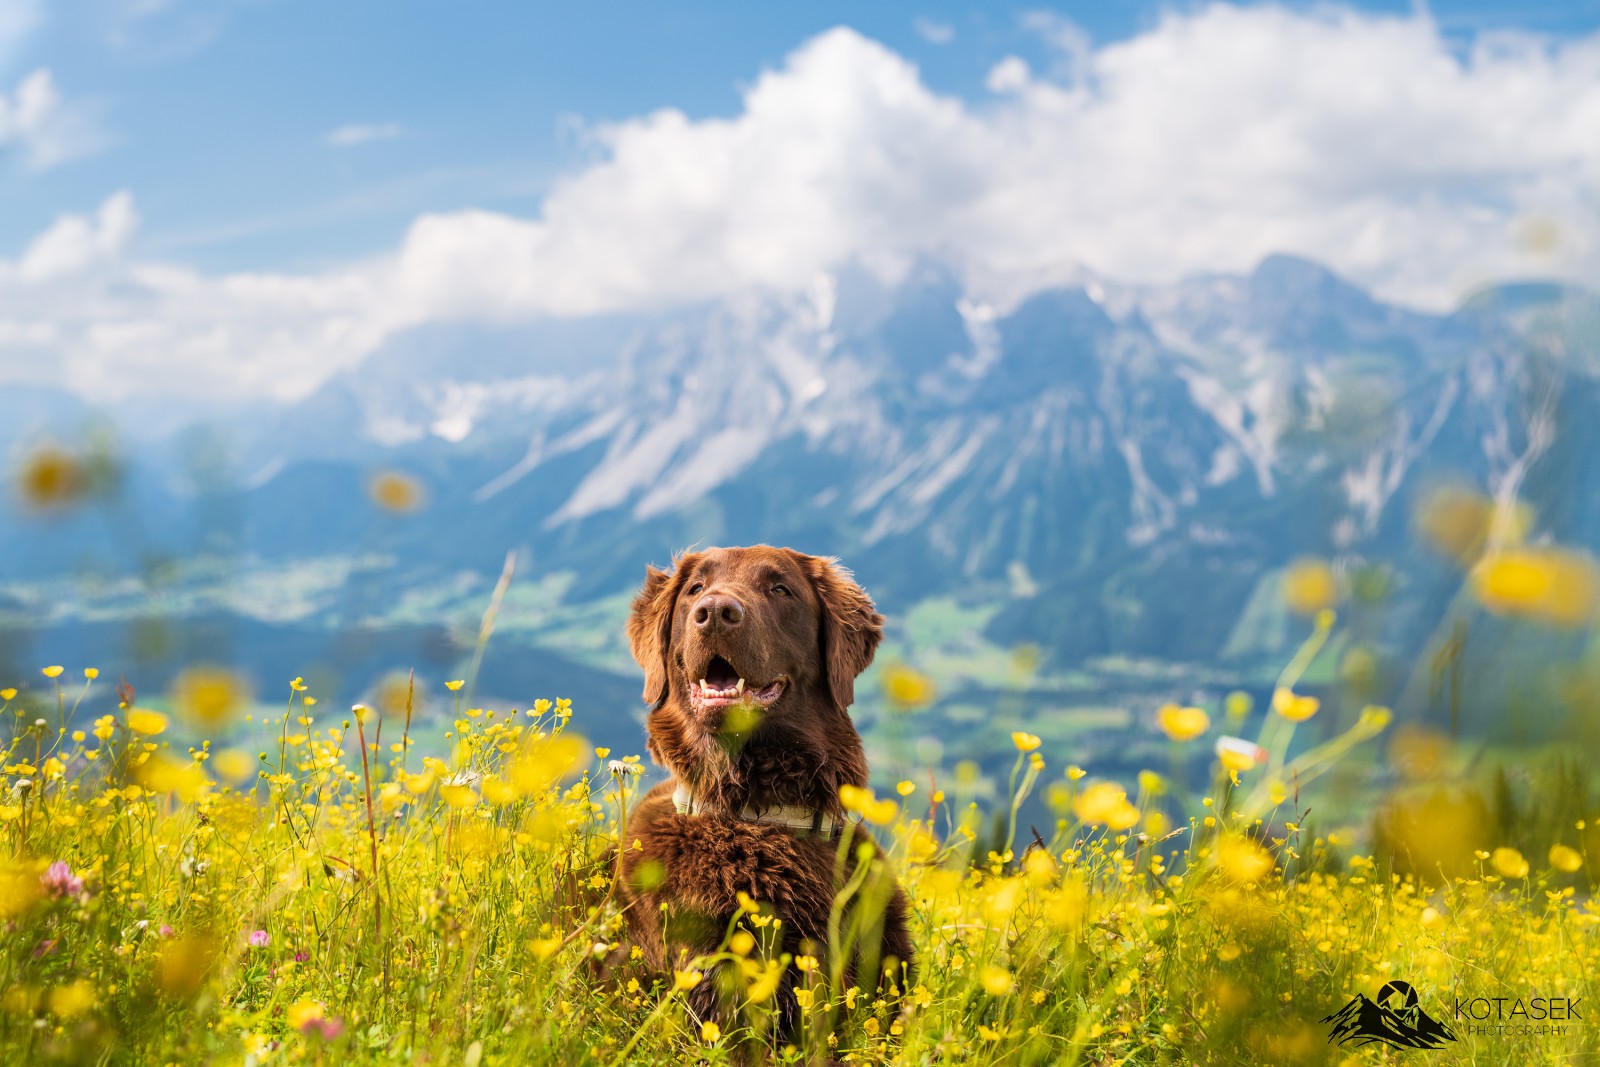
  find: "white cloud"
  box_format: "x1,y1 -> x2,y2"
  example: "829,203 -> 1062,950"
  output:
4,5 -> 1600,401
0,68 -> 106,168
16,190 -> 138,280
913,17 -> 954,45
324,122 -> 403,148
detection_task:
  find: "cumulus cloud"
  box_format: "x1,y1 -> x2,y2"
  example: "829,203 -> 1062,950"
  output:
0,67 -> 104,169
393,10 -> 1600,316
324,122 -> 403,147
0,192 -> 395,399
3,4 -> 1600,401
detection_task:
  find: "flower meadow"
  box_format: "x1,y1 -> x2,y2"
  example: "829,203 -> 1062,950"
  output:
1,647 -> 1597,1067
3,488 -> 1600,1065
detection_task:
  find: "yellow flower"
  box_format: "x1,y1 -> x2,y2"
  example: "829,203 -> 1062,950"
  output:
896,780 -> 915,796
42,665 -> 64,679
1224,691 -> 1253,721
506,733 -> 586,796
674,969 -> 703,992
881,663 -> 937,710
527,937 -> 561,959
369,470 -> 426,513
1416,486 -> 1531,564
157,935 -> 219,997
0,689 -> 14,701
1075,782 -> 1139,829
126,708 -> 169,736
1011,731 -> 1042,752
1472,548 -> 1599,628
83,668 -> 98,680
445,680 -> 465,692
48,981 -> 96,1019
212,749 -> 255,783
1215,736 -> 1267,773
1216,835 -> 1274,883
1271,688 -> 1320,723
173,666 -> 248,727
287,999 -> 325,1031
839,785 -> 898,825
1491,847 -> 1529,879
1549,844 -> 1584,873
979,965 -> 1013,996
18,445 -> 92,510
439,784 -> 476,809
700,1020 -> 721,1043
1283,558 -> 1338,614
1156,704 -> 1209,741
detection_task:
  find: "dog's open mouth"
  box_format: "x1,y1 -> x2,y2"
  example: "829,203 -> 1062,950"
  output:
688,654 -> 786,716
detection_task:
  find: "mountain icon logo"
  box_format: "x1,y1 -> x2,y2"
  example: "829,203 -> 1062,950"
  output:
1322,980 -> 1458,1050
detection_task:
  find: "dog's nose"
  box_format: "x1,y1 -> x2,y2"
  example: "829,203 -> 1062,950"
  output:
692,593 -> 744,634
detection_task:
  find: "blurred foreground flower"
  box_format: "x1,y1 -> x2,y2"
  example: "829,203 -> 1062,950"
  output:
1416,486 -> 1532,564
1389,725 -> 1452,780
157,935 -> 219,997
1375,785 -> 1490,881
173,666 -> 250,727
1491,847 -> 1530,880
1157,703 -> 1209,741
839,784 -> 898,825
126,708 -> 169,735
16,445 -> 90,511
882,663 -> 937,710
1471,547 -> 1599,628
1074,781 -> 1140,830
369,470 -> 426,513
1282,558 -> 1337,615
1549,844 -> 1584,873
1215,834 -> 1274,883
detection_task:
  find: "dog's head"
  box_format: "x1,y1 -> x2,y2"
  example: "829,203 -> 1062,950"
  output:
626,545 -> 883,778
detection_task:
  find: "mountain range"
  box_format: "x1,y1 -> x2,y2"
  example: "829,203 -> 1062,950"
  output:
2,253 -> 1596,775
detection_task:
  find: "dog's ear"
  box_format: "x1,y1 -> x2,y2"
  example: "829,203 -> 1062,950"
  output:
627,552 -> 699,706
796,552 -> 884,713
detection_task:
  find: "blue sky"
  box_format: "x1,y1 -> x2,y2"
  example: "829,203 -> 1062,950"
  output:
2,0 -> 1599,401
7,0 -> 1597,269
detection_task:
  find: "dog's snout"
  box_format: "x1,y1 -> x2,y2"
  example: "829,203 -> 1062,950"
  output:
692,593 -> 744,634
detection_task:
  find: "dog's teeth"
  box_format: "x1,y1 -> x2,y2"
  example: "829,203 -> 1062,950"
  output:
700,679 -> 709,693
736,678 -> 745,695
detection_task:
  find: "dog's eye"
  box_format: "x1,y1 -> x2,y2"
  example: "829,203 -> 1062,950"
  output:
772,584 -> 790,597
687,582 -> 704,595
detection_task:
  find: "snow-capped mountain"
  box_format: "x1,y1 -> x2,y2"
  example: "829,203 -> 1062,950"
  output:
4,254 -> 1596,738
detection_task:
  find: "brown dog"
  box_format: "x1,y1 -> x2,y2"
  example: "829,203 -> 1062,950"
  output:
617,545 -> 913,1044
